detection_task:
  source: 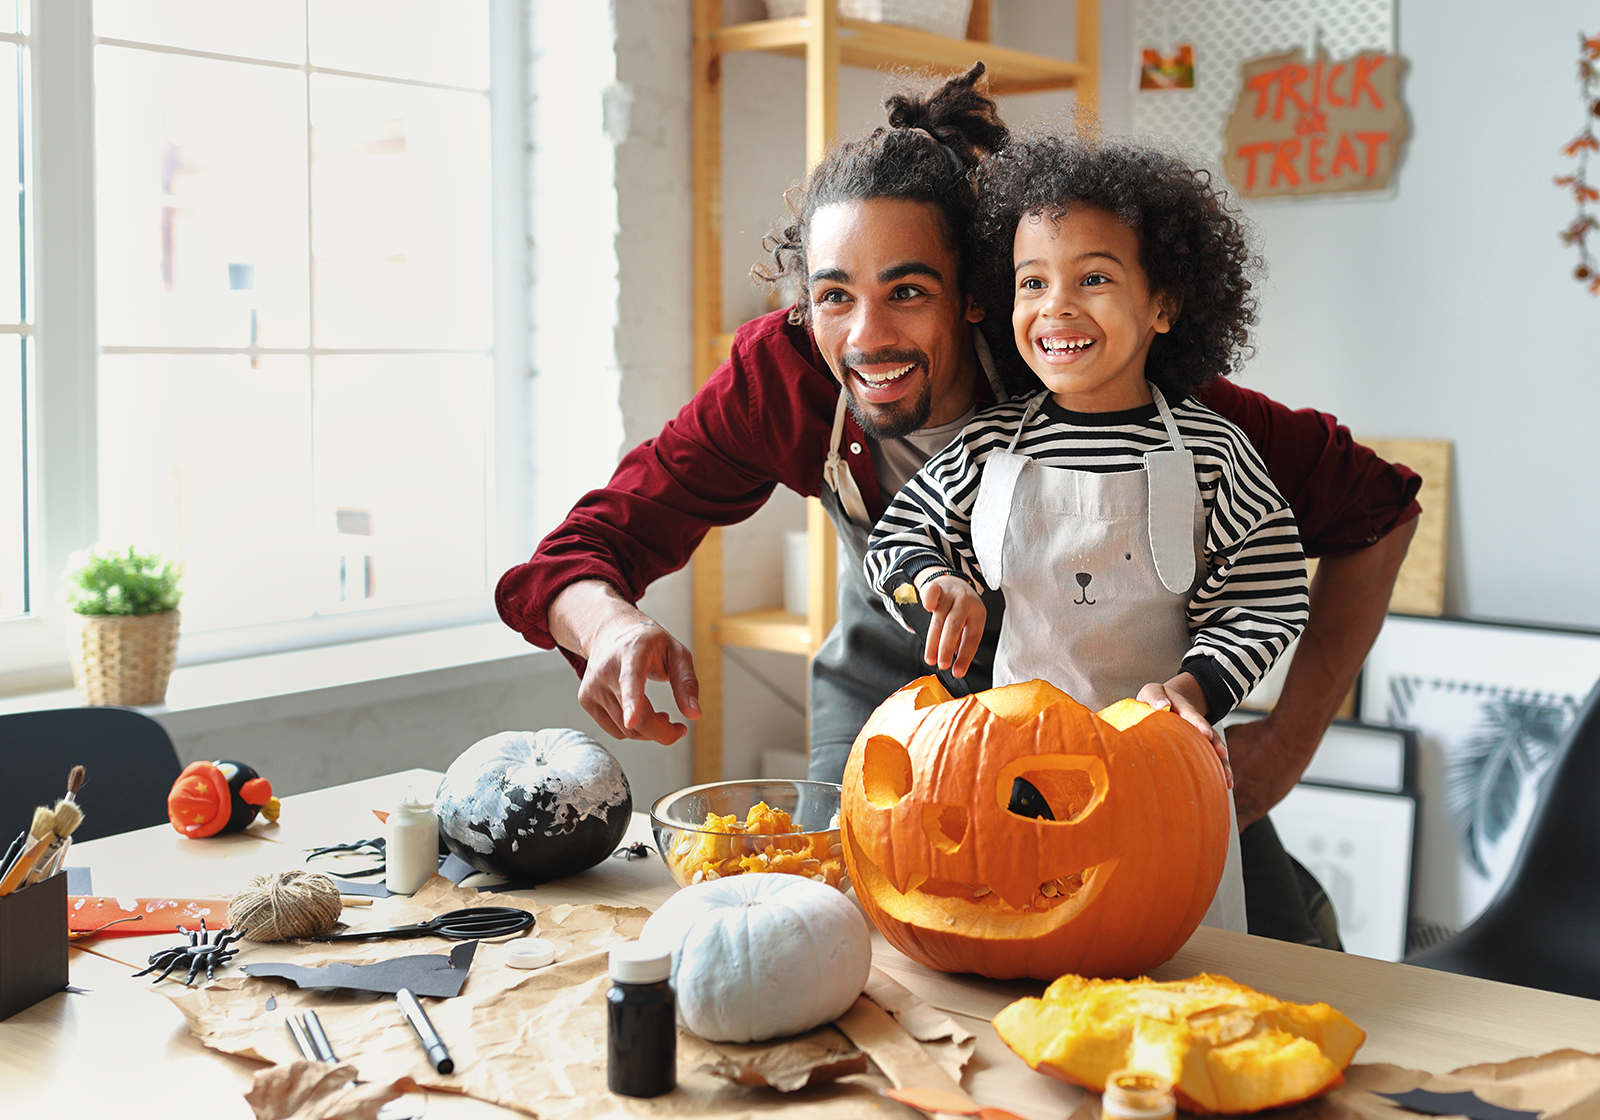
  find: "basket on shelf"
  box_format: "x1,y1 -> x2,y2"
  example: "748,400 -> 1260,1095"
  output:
70,610 -> 181,706
763,0 -> 974,40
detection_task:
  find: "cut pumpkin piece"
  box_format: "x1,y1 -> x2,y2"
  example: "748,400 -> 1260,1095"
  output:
992,972 -> 1365,1115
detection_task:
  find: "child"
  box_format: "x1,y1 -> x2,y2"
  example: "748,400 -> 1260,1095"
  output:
865,132 -> 1309,768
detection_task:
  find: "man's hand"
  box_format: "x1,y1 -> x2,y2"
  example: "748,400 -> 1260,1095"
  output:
1229,518 -> 1418,829
1139,673 -> 1232,788
547,580 -> 700,745
919,571 -> 986,678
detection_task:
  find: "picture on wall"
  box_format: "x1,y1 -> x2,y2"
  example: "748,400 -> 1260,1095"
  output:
1228,714 -> 1419,961
1359,615 -> 1600,952
1140,44 -> 1196,89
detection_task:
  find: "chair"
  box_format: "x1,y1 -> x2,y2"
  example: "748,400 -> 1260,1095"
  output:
1404,677 -> 1600,999
0,707 -> 183,844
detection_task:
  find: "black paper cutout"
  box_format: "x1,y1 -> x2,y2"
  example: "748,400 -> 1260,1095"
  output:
1377,1089 -> 1543,1120
244,941 -> 477,998
328,875 -> 391,898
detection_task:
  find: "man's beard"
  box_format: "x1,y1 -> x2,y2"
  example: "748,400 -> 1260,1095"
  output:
841,350 -> 933,439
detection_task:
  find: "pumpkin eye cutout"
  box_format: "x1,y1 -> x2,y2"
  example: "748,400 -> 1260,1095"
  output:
921,803 -> 968,853
996,757 -> 1105,823
861,735 -> 915,807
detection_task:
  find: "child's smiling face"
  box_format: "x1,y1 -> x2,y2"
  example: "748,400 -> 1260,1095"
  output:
1012,205 -> 1175,412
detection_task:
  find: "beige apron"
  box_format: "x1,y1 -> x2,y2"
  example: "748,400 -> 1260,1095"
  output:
969,386 -> 1247,934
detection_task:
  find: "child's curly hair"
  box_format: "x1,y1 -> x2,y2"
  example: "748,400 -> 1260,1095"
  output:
974,132 -> 1261,400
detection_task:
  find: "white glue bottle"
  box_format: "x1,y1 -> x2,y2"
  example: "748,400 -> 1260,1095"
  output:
386,791 -> 439,895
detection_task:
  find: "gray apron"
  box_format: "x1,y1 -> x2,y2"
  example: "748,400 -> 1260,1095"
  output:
807,395 -> 1004,785
969,386 -> 1247,934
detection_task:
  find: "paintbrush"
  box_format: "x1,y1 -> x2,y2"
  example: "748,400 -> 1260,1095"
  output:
0,807 -> 55,884
0,802 -> 85,896
35,766 -> 87,880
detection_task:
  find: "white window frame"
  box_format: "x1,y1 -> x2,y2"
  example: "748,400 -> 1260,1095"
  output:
0,0 -> 531,691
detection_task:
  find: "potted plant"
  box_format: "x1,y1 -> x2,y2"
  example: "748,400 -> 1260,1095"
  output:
62,545 -> 184,706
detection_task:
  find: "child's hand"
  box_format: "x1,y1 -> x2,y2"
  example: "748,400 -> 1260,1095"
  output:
918,570 -> 986,678
1137,675 -> 1233,789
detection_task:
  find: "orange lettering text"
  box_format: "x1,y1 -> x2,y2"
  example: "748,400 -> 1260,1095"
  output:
1246,71 -> 1277,118
1350,55 -> 1386,110
1330,133 -> 1361,177
1269,139 -> 1302,187
1236,141 -> 1275,189
1324,63 -> 1347,106
1308,135 -> 1327,182
1355,131 -> 1390,177
1275,63 -> 1310,120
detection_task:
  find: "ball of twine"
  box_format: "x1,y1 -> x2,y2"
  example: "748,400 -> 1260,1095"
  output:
229,870 -> 344,942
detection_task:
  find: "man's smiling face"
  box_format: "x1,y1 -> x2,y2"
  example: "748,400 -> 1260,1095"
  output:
806,198 -> 984,439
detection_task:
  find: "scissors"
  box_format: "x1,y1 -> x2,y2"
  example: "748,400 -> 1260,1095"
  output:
315,906 -> 535,942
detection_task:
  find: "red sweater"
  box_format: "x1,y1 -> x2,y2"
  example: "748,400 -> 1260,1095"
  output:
497,308 -> 1421,660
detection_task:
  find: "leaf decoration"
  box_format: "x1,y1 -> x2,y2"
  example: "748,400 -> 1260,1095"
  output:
1444,698 -> 1569,876
1558,29 -> 1600,289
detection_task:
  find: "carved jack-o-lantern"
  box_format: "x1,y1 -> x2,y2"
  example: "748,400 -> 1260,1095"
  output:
840,676 -> 1230,981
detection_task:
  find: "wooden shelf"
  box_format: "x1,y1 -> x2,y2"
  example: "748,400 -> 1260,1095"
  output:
713,17 -> 1091,95
690,0 -> 1098,782
714,608 -> 814,657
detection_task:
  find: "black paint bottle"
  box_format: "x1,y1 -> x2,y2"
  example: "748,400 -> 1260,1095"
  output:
606,941 -> 676,1098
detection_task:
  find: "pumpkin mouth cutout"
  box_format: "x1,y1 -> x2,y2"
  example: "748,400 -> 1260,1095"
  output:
843,819 -> 1116,932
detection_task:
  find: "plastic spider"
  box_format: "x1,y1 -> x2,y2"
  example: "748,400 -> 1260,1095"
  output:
132,919 -> 245,985
611,841 -> 653,861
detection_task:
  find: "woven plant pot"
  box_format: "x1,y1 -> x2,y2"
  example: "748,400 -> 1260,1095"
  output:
70,609 -> 181,706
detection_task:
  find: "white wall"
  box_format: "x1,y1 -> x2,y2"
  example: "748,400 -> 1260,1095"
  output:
722,0 -> 1600,643
1225,0 -> 1599,627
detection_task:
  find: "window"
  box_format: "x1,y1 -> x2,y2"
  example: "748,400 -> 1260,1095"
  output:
0,0 -> 528,682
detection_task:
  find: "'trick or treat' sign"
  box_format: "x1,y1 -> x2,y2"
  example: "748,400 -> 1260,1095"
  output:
1223,47 -> 1410,198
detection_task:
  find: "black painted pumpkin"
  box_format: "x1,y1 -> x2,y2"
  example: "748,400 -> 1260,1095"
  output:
435,729 -> 632,882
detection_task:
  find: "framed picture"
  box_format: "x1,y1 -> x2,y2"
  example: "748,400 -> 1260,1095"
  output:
1359,614 -> 1600,950
1227,714 -> 1418,961
1270,781 -> 1417,962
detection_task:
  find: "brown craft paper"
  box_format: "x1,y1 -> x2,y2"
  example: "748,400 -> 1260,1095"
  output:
1067,1051 -> 1600,1120
159,879 -> 975,1119
244,1059 -> 420,1120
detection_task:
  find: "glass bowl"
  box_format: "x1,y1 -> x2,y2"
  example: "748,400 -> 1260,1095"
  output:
649,779 -> 848,891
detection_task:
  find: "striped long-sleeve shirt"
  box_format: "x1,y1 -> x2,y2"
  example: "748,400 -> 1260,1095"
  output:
865,391 -> 1310,717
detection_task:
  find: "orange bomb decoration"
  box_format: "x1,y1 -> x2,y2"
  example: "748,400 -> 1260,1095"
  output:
839,676 -> 1230,981
168,760 -> 281,838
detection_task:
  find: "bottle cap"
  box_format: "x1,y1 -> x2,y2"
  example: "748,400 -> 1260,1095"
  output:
506,938 -> 558,969
396,789 -> 435,814
609,940 -> 671,984
1102,1069 -> 1176,1120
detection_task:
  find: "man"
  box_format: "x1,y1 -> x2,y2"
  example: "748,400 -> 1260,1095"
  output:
497,66 -> 1419,948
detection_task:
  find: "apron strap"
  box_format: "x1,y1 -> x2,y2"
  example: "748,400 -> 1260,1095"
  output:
973,393 -> 1045,588
1145,386 -> 1200,594
823,393 -> 872,527
974,328 -> 1009,404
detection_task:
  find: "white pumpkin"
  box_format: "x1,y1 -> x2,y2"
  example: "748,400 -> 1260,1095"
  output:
639,873 -> 872,1043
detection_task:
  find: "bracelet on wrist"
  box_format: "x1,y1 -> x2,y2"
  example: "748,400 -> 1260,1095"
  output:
918,567 -> 979,592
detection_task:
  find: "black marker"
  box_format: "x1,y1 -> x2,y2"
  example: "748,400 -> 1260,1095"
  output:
396,987 -> 454,1074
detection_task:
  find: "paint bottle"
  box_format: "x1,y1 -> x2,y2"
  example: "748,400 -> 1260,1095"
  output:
385,792 -> 438,896
1102,1070 -> 1176,1120
606,940 -> 676,1098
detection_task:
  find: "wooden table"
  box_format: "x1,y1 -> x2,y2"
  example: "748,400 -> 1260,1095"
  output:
4,768 -> 1598,1117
